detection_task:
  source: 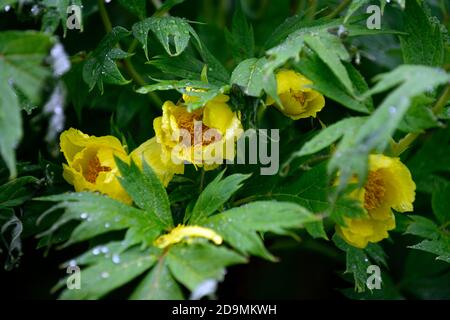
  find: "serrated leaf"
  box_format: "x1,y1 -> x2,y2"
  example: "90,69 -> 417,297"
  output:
187,171 -> 251,224
36,192 -> 162,248
82,26 -> 132,93
224,2 -> 254,63
116,158 -> 172,229
131,259 -> 184,300
398,95 -> 439,133
167,242 -> 246,291
201,201 -> 316,260
295,54 -> 372,113
132,16 -> 199,58
230,57 -> 279,104
136,79 -> 229,111
330,65 -> 450,190
409,239 -> 450,263
400,0 -> 445,66
405,215 -> 440,240
289,117 -> 366,159
0,176 -> 39,207
59,247 -> 159,299
303,32 -> 354,95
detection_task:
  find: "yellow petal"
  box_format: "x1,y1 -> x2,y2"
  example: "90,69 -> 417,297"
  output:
154,225 -> 223,248
369,154 -> 416,212
130,137 -> 184,186
203,101 -> 234,134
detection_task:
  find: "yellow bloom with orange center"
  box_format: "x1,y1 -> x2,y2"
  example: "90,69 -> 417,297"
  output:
336,154 -> 416,248
60,128 -> 132,204
267,69 -> 325,120
130,137 -> 184,187
153,92 -> 243,170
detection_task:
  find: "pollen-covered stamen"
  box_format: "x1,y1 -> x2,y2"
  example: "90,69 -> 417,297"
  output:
290,89 -> 306,105
84,156 -> 111,183
176,108 -> 222,146
364,170 -> 386,210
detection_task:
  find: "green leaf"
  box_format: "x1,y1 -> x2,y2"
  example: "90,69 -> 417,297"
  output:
201,201 -> 316,260
41,0 -> 83,36
36,192 -> 162,248
224,2 -> 254,63
230,57 -> 279,104
399,0 -> 445,66
405,215 -> 440,240
132,16 -> 199,58
289,117 -> 366,159
59,247 -> 159,299
330,65 -> 450,189
295,54 -> 372,113
333,234 -> 372,292
82,26 -> 132,93
409,239 -> 450,263
136,79 -> 229,111
187,171 -> 251,224
398,95 -> 439,133
344,0 -> 370,23
167,242 -> 246,291
432,183 -> 450,225
303,32 -> 354,95
116,158 -> 172,229
0,176 -> 39,208
131,259 -> 184,300
117,0 -> 146,19
155,0 -> 186,16
0,31 -> 53,176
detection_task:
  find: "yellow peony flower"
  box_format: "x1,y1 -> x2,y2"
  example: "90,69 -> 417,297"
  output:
60,128 -> 132,204
153,93 -> 243,170
267,69 -> 325,120
154,224 -> 223,249
130,137 -> 184,187
336,154 -> 416,248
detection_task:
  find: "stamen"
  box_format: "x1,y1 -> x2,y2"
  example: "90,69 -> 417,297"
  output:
364,170 -> 385,210
84,156 -> 111,183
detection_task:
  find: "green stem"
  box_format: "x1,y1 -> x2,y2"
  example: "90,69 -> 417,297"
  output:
98,0 -> 112,33
305,0 -> 318,21
393,84 -> 450,156
326,0 -> 351,19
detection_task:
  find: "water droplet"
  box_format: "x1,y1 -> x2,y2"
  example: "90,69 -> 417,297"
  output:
80,212 -> 89,220
112,254 -> 121,264
101,246 -> 109,254
92,247 -> 101,255
69,260 -> 77,267
4,5 -> 11,12
104,223 -> 111,229
389,106 -> 397,114
105,0 -> 112,3
31,5 -> 40,16
101,271 -> 110,279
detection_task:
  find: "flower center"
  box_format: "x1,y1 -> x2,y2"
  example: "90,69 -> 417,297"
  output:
290,89 -> 306,105
176,108 -> 221,146
84,156 -> 111,183
364,170 -> 385,210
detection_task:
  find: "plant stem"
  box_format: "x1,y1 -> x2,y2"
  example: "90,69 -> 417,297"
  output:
326,0 -> 351,19
393,84 -> 450,156
98,0 -> 112,33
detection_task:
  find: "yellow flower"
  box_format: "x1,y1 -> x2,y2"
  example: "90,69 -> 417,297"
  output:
336,154 -> 416,248
60,128 -> 131,204
130,137 -> 184,187
154,225 -> 223,248
153,93 -> 243,170
267,69 -> 325,120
